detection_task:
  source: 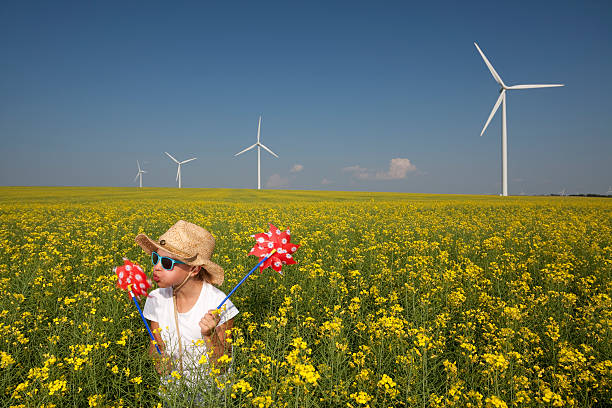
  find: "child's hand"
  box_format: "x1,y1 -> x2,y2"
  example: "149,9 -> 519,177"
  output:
199,309 -> 221,338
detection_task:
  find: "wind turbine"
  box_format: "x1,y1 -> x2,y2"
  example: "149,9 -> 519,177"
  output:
165,152 -> 196,188
606,186 -> 612,195
134,160 -> 147,188
475,42 -> 564,196
234,116 -> 279,190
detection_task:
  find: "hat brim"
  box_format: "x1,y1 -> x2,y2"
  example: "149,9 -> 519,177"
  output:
135,233 -> 224,286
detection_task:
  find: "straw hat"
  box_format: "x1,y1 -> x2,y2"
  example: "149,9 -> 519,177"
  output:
135,220 -> 224,285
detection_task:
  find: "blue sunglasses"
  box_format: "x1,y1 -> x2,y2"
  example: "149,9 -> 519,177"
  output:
152,251 -> 185,270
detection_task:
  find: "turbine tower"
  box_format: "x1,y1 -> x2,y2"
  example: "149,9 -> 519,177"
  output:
165,152 -> 196,189
475,42 -> 564,196
234,116 -> 279,190
134,160 -> 147,188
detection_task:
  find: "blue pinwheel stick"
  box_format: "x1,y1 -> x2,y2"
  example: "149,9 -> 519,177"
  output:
128,284 -> 162,355
217,249 -> 277,310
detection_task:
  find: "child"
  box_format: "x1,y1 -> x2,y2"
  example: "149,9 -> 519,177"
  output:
136,220 -> 238,388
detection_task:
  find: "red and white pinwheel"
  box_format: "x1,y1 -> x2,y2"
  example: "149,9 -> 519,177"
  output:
217,223 -> 300,310
115,258 -> 151,297
113,258 -> 161,354
248,223 -> 300,274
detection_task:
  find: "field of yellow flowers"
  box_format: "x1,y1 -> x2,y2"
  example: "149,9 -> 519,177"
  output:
0,187 -> 610,407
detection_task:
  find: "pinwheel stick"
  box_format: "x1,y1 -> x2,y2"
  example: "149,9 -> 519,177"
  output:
127,284 -> 162,355
217,249 -> 277,310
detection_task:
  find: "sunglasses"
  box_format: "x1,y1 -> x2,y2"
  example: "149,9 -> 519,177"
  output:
152,251 -> 185,270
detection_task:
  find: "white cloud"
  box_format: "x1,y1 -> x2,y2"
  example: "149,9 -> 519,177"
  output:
265,174 -> 289,188
344,158 -> 417,181
321,178 -> 333,185
342,165 -> 367,173
290,164 -> 304,173
342,165 -> 368,179
376,158 -> 417,180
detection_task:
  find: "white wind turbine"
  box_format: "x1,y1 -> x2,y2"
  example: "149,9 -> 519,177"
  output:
234,116 -> 279,190
606,186 -> 612,195
134,160 -> 147,188
475,42 -> 564,196
165,152 -> 197,189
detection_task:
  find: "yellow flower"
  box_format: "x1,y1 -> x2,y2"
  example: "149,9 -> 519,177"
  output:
320,317 -> 343,336
545,317 -> 561,342
47,379 -> 67,396
541,388 -> 564,406
88,394 -> 103,407
0,351 -> 16,368
356,368 -> 370,382
485,395 -> 508,408
378,374 -> 398,397
448,288 -> 466,307
351,391 -> 373,404
252,394 -> 273,408
231,379 -> 253,394
217,354 -> 232,365
295,362 -> 320,385
483,353 -> 509,373
443,360 -> 458,375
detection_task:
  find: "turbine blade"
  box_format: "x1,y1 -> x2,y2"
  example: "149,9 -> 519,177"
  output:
165,152 -> 179,163
180,158 -> 197,164
474,42 -> 506,88
137,160 -> 141,171
507,84 -> 564,90
176,166 -> 180,182
481,91 -> 505,136
134,173 -> 140,182
257,116 -> 262,143
259,143 -> 279,158
234,143 -> 257,156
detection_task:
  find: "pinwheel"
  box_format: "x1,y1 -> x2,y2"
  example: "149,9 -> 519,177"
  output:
116,258 -> 151,296
114,258 -> 161,355
217,223 -> 300,309
249,224 -> 300,273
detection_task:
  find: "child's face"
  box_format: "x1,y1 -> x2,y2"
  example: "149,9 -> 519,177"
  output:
152,248 -> 192,288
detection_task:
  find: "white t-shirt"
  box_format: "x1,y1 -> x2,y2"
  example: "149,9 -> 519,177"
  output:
143,282 -> 238,382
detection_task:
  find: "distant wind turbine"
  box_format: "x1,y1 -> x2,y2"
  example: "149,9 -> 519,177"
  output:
606,186 -> 612,195
475,42 -> 564,196
234,116 -> 279,190
134,160 -> 147,188
558,188 -> 567,196
165,152 -> 196,189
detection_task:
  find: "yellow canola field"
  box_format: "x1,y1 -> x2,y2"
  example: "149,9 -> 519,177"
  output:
0,187 -> 610,407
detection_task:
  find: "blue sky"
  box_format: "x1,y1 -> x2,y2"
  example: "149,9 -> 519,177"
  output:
1,1 -> 610,195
